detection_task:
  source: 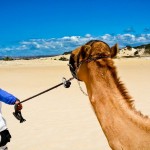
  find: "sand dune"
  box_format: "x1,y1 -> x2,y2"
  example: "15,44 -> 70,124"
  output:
0,57 -> 150,150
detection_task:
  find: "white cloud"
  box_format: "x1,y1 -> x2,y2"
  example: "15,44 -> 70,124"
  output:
0,33 -> 150,56
85,34 -> 91,38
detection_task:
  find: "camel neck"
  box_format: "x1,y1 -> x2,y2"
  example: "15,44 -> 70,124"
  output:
83,62 -> 150,149
84,63 -> 120,102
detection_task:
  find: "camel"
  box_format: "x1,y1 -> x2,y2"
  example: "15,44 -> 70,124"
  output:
69,40 -> 150,150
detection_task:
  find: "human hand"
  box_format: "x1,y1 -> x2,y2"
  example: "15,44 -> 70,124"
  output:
15,100 -> 23,111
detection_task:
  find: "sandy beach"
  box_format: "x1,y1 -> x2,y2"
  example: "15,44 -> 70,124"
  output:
0,57 -> 150,150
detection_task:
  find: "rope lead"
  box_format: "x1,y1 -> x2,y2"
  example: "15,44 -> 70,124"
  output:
13,77 -> 74,123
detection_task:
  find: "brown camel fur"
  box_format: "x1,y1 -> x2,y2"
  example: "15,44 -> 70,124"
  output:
69,40 -> 150,150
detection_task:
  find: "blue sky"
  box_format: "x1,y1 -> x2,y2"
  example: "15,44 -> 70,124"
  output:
0,0 -> 150,56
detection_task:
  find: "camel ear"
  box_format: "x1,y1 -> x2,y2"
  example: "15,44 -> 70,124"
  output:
79,45 -> 91,60
110,43 -> 119,58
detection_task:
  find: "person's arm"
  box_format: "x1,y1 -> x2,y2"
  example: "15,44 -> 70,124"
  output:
0,89 -> 18,105
0,89 -> 22,110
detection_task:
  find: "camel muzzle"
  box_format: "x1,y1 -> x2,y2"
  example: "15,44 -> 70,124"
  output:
68,55 -> 78,80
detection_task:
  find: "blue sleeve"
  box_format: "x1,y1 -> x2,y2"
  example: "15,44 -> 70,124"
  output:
0,89 -> 17,105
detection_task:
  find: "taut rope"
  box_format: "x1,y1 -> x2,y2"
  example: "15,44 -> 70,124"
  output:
13,77 -> 74,123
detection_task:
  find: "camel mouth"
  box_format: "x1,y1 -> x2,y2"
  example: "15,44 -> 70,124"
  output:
69,53 -> 78,79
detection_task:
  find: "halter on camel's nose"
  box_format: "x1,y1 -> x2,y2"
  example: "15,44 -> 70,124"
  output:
69,54 -> 77,79
69,46 -> 82,80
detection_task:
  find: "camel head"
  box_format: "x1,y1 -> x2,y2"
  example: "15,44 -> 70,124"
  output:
69,40 -> 119,81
